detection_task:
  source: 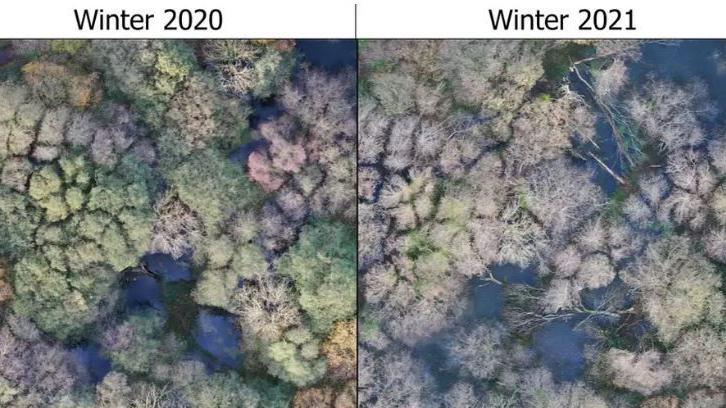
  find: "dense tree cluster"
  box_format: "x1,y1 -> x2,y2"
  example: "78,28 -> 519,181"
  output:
247,68 -> 356,223
202,40 -> 296,99
360,40 -> 725,407
0,39 -> 355,407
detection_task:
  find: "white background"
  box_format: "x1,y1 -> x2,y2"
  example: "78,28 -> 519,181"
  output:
0,0 -> 723,38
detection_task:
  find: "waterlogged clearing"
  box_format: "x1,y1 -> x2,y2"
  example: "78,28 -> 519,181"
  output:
359,40 -> 726,407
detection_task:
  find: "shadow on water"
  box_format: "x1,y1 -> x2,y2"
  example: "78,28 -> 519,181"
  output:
465,278 -> 504,321
534,321 -> 590,382
295,40 -> 356,72
124,256 -> 244,371
412,340 -> 458,392
630,41 -> 726,125
574,119 -> 622,197
193,310 -> 243,369
124,274 -> 164,312
248,98 -> 284,130
490,263 -> 539,286
580,277 -> 633,311
0,47 -> 13,66
229,138 -> 269,165
71,344 -> 112,384
143,253 -> 193,282
163,280 -> 198,337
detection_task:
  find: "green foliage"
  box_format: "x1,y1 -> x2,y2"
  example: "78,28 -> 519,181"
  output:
0,187 -> 40,259
9,154 -> 155,340
250,50 -> 295,98
0,39 -> 356,401
91,40 -> 196,128
405,230 -> 438,261
205,236 -> 234,269
168,149 -> 263,234
201,235 -> 267,274
158,72 -> 249,167
49,40 -> 89,56
278,221 -> 356,333
11,255 -> 116,341
247,377 -> 294,408
263,328 -> 327,387
0,377 -> 19,405
105,312 -> 175,374
193,269 -> 239,311
194,243 -> 267,310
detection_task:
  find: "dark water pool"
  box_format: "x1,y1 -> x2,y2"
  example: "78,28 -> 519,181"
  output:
71,344 -> 112,384
631,41 -> 726,124
143,253 -> 192,282
584,119 -> 622,197
0,48 -> 13,66
534,321 -> 589,382
296,40 -> 356,72
124,274 -> 164,312
467,278 -> 505,320
230,139 -> 269,165
490,263 -> 539,285
248,99 -> 284,130
580,277 -> 632,311
193,310 -> 243,368
412,340 -> 457,392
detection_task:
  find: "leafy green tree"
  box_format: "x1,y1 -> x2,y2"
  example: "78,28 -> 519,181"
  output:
263,327 -> 327,387
0,187 -> 40,259
11,254 -> 116,341
168,149 -> 262,235
10,155 -> 155,341
278,221 -> 355,334
90,40 -> 195,128
194,243 -> 267,311
101,312 -> 181,375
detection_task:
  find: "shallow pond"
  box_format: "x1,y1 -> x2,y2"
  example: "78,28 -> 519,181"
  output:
412,339 -> 457,392
490,263 -> 539,285
534,321 -> 590,382
632,41 -> 726,124
143,253 -> 193,282
123,259 -> 244,371
570,41 -> 726,196
580,277 -> 633,311
467,279 -> 504,320
296,40 -> 356,72
124,274 -> 164,312
71,344 -> 112,384
193,310 -> 243,369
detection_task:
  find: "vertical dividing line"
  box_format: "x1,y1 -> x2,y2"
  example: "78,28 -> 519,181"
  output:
354,3 -> 360,405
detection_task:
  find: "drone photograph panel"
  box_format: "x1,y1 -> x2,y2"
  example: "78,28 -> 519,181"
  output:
0,39 -> 356,407
358,40 -> 726,408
